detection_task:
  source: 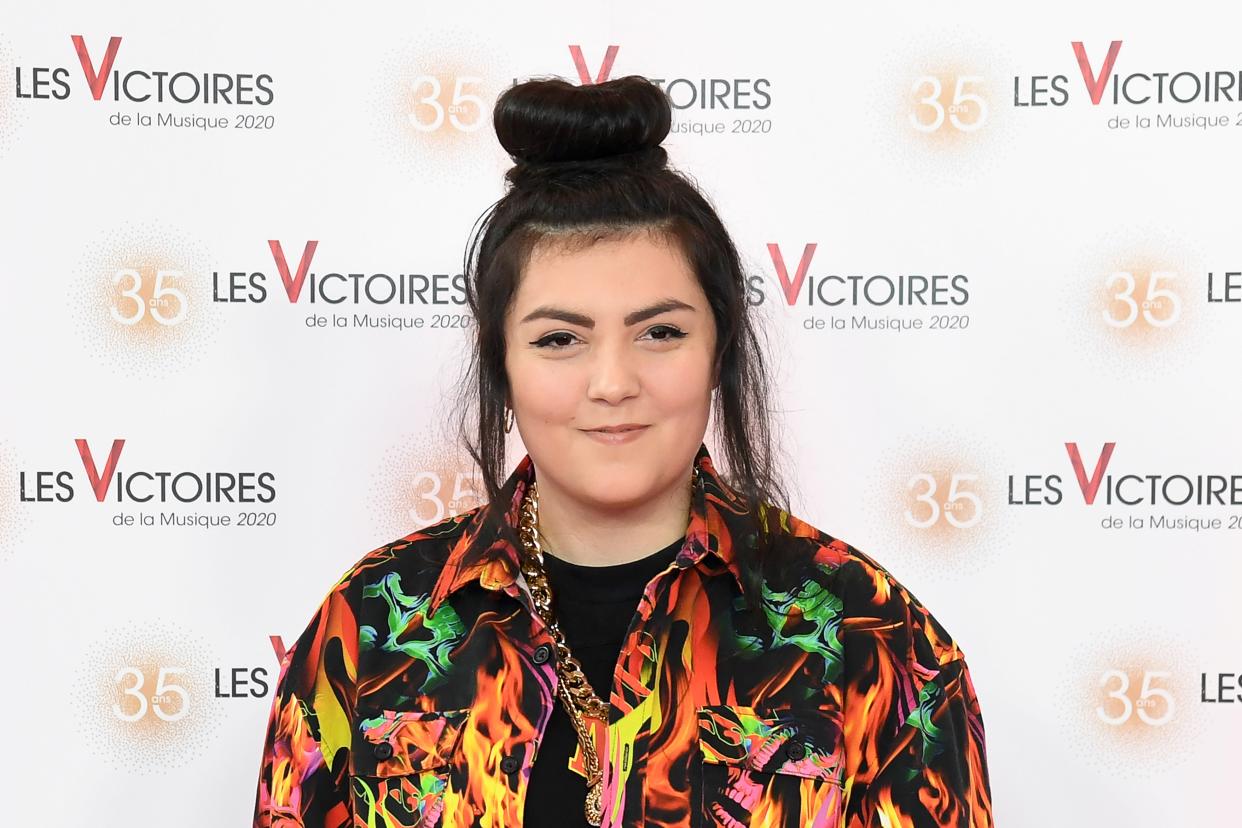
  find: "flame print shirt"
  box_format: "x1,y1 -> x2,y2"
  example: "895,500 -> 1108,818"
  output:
253,442 -> 994,827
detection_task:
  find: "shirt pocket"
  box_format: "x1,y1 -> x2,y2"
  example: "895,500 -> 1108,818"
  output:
349,708 -> 470,828
695,703 -> 845,828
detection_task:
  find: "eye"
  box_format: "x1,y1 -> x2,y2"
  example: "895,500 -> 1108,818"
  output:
531,331 -> 579,349
643,324 -> 688,343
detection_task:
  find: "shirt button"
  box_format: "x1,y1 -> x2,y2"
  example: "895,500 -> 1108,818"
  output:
785,741 -> 807,761
500,755 -> 521,774
372,741 -> 394,760
532,644 -> 553,665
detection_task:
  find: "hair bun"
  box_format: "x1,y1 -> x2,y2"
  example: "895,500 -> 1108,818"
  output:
495,75 -> 671,186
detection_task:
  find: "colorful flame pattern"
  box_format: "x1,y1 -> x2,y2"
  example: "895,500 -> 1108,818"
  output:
253,442 -> 993,827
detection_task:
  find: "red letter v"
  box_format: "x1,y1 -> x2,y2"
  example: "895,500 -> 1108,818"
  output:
1071,40 -> 1122,105
269,635 -> 288,665
1064,441 -> 1116,504
268,240 -> 319,302
567,45 -> 619,85
766,243 -> 817,306
75,438 -> 125,502
71,35 -> 122,101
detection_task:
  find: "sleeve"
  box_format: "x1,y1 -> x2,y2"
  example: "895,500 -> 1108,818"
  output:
839,558 -> 994,828
253,580 -> 360,828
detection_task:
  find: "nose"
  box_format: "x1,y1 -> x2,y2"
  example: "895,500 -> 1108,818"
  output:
585,338 -> 640,404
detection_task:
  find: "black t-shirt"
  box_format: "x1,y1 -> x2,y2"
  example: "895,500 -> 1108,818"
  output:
523,535 -> 684,827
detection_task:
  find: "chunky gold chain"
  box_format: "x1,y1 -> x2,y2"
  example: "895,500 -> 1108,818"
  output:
515,466 -> 697,826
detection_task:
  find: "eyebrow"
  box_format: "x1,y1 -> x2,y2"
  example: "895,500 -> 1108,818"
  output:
518,297 -> 696,329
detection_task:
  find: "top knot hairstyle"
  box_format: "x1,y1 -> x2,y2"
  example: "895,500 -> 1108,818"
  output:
449,75 -> 792,608
496,76 -> 671,186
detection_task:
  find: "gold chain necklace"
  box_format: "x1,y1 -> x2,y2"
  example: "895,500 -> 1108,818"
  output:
515,467 -> 697,826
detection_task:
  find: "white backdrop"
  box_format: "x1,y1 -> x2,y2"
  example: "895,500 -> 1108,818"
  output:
1,2 -> 1239,825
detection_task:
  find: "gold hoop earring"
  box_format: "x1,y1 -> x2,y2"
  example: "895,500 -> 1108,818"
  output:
503,405 -> 514,434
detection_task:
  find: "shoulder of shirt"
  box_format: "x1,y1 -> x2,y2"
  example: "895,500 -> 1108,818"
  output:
316,503 -> 482,601
772,506 -> 965,662
769,506 -> 899,585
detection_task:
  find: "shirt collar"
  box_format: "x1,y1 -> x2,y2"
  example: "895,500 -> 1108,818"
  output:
427,441 -> 754,618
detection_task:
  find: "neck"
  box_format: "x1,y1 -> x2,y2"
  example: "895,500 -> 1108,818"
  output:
529,468 -> 693,567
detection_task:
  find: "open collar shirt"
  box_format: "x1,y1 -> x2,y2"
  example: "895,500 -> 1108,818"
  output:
253,442 -> 994,827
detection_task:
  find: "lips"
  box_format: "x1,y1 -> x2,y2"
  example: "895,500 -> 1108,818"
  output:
581,424 -> 650,444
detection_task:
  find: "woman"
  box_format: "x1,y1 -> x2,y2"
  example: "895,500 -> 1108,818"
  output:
252,75 -> 993,828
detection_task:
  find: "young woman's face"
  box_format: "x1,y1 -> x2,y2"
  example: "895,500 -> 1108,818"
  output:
504,231 -> 717,508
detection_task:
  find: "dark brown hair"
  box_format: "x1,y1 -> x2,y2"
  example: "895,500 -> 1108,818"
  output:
450,74 -> 791,609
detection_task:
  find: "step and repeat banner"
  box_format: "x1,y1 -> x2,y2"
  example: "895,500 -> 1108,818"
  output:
1,3 -> 1238,826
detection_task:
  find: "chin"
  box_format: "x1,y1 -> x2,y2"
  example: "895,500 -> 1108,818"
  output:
577,469 -> 655,506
